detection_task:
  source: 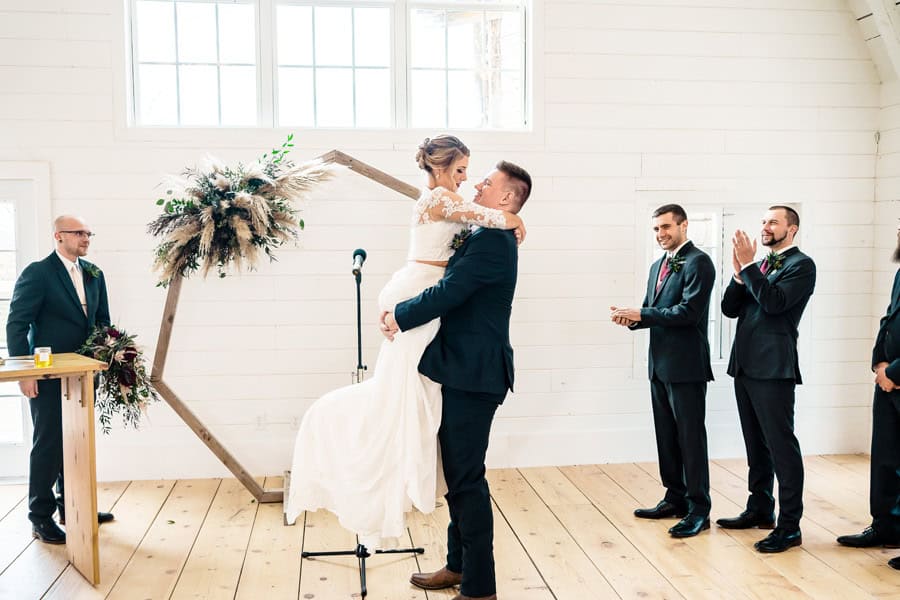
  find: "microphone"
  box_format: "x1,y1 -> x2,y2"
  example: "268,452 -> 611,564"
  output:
351,248 -> 367,276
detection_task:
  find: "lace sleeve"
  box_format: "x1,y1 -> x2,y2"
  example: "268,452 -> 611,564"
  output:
419,187 -> 508,228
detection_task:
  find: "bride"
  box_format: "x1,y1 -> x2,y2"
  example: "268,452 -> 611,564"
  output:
285,135 -> 525,550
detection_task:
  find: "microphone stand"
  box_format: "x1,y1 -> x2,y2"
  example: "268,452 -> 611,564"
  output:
300,253 -> 424,598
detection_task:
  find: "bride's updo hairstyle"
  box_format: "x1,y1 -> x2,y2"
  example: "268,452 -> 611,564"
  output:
415,135 -> 470,175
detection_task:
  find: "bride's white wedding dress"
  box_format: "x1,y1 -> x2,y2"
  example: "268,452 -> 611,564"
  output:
285,186 -> 509,549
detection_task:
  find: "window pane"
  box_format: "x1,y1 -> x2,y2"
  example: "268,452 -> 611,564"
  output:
410,69 -> 446,127
136,0 -> 175,62
411,9 -> 446,68
448,70 -> 482,128
277,5 -> 313,65
497,70 -> 523,128
447,11 -> 480,70
315,68 -> 353,127
218,3 -> 255,64
220,65 -> 256,125
0,300 -> 8,347
138,64 -> 178,125
0,201 -> 14,251
355,69 -> 391,127
179,64 -> 219,125
177,2 -> 217,63
493,10 -> 522,70
0,397 -> 23,444
278,67 -> 314,126
0,250 -> 15,297
354,8 -> 390,67
315,7 -> 352,66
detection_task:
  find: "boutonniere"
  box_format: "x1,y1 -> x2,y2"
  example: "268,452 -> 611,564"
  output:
83,263 -> 101,279
667,254 -> 686,273
764,251 -> 784,273
450,227 -> 473,250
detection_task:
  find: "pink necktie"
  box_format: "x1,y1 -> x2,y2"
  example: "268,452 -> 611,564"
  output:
760,259 -> 769,275
656,258 -> 670,292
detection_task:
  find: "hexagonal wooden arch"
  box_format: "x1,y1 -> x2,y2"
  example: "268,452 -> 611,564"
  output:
149,150 -> 419,503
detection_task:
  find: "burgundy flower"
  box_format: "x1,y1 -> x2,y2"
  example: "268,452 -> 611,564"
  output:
108,328 -> 122,339
120,368 -> 136,387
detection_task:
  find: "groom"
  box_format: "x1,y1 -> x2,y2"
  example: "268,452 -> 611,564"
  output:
381,161 -> 532,600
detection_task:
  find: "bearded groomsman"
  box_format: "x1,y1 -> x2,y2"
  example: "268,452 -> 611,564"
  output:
611,204 -> 715,538
836,221 -> 900,565
717,205 -> 815,553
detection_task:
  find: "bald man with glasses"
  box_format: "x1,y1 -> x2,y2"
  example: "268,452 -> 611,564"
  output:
6,215 -> 113,544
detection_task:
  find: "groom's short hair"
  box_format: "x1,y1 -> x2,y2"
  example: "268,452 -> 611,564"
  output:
497,160 -> 532,210
652,204 -> 687,224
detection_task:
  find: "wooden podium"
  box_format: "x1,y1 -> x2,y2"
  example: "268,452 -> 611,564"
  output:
0,352 -> 107,585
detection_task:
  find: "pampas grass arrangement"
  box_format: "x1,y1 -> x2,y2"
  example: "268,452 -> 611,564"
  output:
148,135 -> 335,286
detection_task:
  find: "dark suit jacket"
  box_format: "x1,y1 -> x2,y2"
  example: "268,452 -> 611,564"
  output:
631,241 -> 715,383
721,246 -> 816,383
395,228 -> 517,397
6,252 -> 111,356
873,267 -> 900,384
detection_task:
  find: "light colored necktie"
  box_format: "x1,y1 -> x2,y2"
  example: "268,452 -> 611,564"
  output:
69,264 -> 87,315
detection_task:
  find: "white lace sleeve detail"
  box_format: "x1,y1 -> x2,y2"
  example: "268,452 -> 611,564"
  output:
417,187 -> 508,228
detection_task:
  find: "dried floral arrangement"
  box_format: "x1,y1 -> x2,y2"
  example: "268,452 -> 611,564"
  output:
148,135 -> 335,286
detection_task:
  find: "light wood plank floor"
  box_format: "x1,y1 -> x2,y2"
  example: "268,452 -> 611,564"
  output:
0,455 -> 897,599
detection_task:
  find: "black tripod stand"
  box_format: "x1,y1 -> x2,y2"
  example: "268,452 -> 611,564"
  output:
300,248 -> 425,598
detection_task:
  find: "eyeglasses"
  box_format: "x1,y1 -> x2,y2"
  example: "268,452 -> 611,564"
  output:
58,230 -> 95,238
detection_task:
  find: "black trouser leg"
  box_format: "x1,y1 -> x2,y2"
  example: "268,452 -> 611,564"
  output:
734,375 -> 776,516
650,377 -> 710,516
27,379 -> 64,525
737,376 -> 804,529
870,387 -> 900,538
438,387 -> 501,598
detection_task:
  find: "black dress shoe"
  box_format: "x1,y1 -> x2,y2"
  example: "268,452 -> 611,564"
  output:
669,515 -> 710,538
715,510 -> 776,530
754,528 -> 801,553
634,500 -> 688,520
32,520 -> 66,544
58,511 -> 115,526
836,526 -> 900,548
889,556 -> 900,570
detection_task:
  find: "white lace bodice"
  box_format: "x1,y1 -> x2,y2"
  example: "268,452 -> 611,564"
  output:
406,187 -> 507,262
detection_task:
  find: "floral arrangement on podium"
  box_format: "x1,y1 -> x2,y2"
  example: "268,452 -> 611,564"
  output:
79,325 -> 160,434
148,134 -> 336,286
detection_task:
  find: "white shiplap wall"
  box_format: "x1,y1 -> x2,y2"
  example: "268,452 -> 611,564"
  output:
0,0 -> 887,480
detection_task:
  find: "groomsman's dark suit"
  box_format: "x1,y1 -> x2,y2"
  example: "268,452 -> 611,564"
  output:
631,241 -> 715,518
867,267 -> 900,541
6,252 -> 110,525
395,227 -> 516,599
721,247 -> 815,531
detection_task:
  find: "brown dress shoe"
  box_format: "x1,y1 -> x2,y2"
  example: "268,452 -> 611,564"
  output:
451,595 -> 497,600
410,566 -> 462,590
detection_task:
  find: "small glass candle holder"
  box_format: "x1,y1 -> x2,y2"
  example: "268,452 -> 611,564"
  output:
34,347 -> 53,368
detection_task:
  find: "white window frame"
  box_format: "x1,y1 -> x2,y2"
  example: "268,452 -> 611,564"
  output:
115,0 -> 542,143
0,162 -> 52,480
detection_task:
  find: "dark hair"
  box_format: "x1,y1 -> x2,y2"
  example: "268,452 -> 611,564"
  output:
652,204 -> 688,224
769,205 -> 800,228
415,135 -> 470,174
496,160 -> 532,209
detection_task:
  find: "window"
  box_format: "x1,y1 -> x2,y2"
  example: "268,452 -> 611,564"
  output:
129,0 -> 529,129
0,200 -> 25,448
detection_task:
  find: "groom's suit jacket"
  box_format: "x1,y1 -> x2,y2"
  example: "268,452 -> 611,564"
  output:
721,246 -> 816,383
6,251 -> 111,356
873,267 -> 900,384
631,241 -> 715,384
394,228 -> 517,398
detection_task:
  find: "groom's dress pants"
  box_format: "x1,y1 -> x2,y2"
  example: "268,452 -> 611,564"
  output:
439,386 -> 502,598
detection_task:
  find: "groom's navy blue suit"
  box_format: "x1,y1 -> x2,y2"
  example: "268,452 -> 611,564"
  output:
6,252 -> 110,524
395,227 -> 517,598
631,241 -> 715,517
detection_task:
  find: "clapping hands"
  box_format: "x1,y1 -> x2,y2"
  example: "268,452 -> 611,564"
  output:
610,306 -> 640,327
731,230 -> 757,283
